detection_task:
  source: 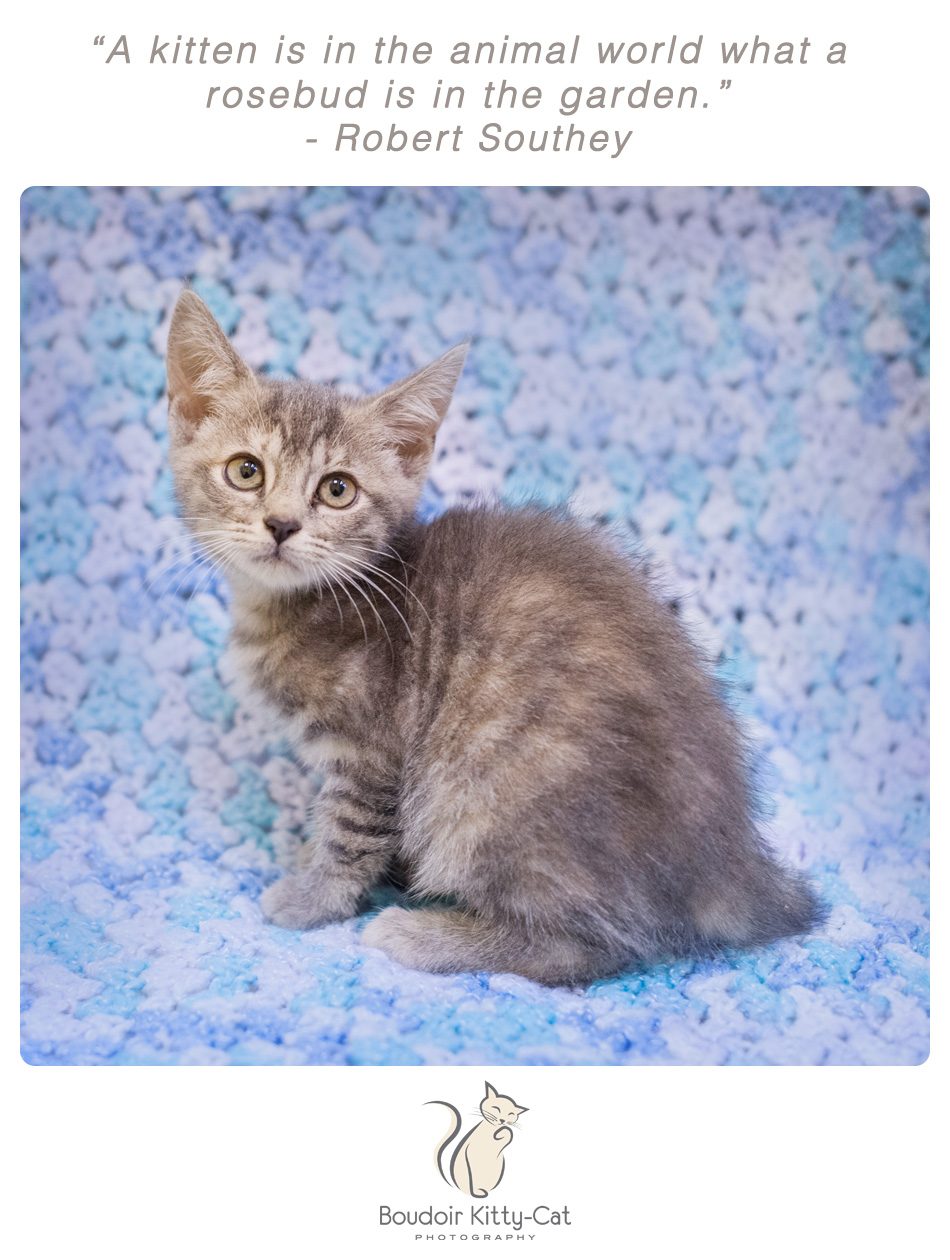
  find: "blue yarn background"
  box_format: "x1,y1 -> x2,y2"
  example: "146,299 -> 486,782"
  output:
21,186 -> 929,1066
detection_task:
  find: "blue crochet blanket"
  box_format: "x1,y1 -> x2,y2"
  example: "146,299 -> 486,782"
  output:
20,186 -> 929,1065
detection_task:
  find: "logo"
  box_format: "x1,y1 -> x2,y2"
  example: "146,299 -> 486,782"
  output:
376,1082 -> 572,1239
427,1081 -> 528,1198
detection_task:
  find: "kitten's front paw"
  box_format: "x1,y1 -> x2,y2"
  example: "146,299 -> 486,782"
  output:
261,874 -> 348,930
362,906 -> 430,967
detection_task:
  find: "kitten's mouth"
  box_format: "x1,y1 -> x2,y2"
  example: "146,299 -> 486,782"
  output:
227,540 -> 330,594
260,553 -> 304,579
232,544 -> 313,592
260,543 -> 297,565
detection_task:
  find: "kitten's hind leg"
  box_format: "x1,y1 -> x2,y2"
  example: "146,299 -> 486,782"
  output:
362,906 -> 602,986
261,768 -> 400,930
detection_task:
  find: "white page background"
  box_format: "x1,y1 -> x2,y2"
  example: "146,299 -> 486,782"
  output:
7,2 -> 940,1255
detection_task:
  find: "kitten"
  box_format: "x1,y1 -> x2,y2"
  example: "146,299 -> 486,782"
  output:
429,1083 -> 527,1198
166,290 -> 823,986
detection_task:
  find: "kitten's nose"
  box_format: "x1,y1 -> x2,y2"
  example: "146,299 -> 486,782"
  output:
264,517 -> 302,546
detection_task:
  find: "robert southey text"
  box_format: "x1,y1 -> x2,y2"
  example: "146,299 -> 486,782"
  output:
333,124 -> 638,159
379,1206 -> 572,1229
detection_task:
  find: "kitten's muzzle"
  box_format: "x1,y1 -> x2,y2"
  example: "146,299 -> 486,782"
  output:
264,517 -> 302,546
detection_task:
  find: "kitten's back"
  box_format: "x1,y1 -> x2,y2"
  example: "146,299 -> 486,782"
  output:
399,504 -> 820,964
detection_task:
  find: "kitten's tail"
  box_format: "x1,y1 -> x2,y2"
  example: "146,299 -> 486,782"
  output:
426,1101 -> 462,1188
721,854 -> 827,949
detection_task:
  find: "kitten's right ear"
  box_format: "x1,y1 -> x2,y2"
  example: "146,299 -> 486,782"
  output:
166,290 -> 251,436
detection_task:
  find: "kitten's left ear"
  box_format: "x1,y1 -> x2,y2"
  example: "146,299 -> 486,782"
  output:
484,1081 -> 498,1099
370,343 -> 468,467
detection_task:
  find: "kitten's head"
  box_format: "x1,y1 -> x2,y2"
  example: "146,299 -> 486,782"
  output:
480,1081 -> 528,1127
165,290 -> 466,594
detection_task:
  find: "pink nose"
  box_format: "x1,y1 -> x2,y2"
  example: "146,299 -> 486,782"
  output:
264,517 -> 302,546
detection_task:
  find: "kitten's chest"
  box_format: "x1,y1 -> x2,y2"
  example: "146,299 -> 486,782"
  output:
226,614 -> 391,771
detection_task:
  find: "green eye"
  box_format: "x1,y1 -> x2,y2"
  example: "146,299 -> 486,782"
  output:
317,473 -> 358,509
224,455 -> 264,490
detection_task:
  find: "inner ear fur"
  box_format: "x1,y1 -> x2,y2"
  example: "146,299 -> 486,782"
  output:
166,289 -> 251,430
370,343 -> 468,464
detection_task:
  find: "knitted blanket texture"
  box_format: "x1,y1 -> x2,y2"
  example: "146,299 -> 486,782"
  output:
20,186 -> 929,1065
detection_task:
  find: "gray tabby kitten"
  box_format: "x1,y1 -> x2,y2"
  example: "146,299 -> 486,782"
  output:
166,290 -> 822,986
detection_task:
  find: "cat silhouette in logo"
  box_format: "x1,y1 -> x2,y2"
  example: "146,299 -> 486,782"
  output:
428,1082 -> 528,1198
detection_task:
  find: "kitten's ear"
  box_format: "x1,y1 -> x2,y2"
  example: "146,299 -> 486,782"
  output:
515,1106 -> 529,1116
484,1081 -> 498,1099
166,290 -> 252,437
370,343 -> 468,467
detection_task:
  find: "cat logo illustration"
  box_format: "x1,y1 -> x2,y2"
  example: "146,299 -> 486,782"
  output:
427,1082 -> 528,1198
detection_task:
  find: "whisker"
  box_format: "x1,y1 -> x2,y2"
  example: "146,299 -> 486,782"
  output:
148,546 -> 222,603
346,540 -> 418,583
153,546 -> 226,610
140,526 -> 251,600
322,572 -> 344,627
333,566 -> 394,656
141,548 -> 203,599
330,556 -> 415,642
322,561 -> 368,646
180,563 -> 226,618
299,554 -> 342,622
341,553 -> 432,627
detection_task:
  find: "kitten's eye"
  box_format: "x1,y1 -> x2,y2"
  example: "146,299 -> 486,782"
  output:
317,473 -> 358,509
224,455 -> 264,490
